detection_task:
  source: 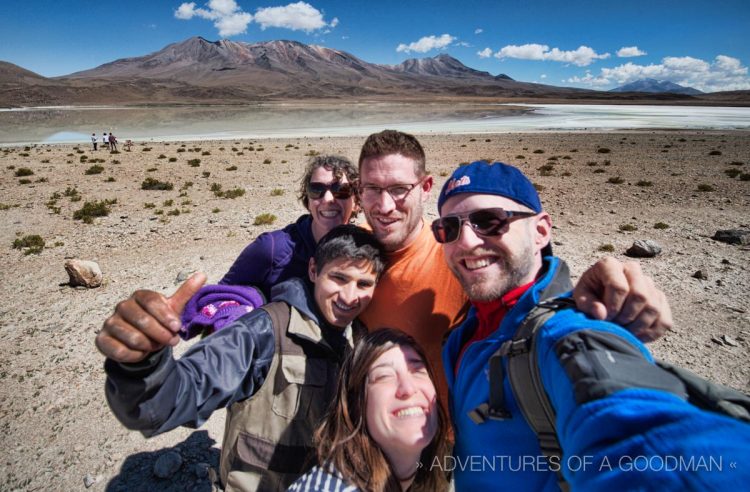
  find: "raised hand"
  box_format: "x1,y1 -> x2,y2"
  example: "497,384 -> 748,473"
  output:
95,273 -> 207,362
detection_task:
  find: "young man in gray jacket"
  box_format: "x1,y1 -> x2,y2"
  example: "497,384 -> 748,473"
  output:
96,225 -> 386,491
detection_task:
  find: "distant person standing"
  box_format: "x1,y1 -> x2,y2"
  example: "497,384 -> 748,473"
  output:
109,132 -> 117,152
102,132 -> 109,150
91,133 -> 97,151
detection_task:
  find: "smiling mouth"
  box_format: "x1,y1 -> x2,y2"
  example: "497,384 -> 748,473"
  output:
319,210 -> 340,218
463,257 -> 498,271
333,300 -> 358,313
394,406 -> 425,418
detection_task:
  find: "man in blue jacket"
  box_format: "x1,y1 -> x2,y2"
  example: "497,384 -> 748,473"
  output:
96,225 -> 386,491
435,161 -> 749,490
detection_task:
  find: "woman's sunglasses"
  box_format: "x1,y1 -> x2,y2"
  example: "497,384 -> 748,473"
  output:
431,208 -> 536,244
307,181 -> 354,200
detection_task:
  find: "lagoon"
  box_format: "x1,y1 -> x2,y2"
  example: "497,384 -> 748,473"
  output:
1,102 -> 749,145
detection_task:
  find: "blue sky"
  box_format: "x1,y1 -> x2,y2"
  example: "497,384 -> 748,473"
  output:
2,0 -> 749,92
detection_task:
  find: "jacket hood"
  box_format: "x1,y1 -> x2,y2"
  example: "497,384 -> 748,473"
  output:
270,277 -> 323,325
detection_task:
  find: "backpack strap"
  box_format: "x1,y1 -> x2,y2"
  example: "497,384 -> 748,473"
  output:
506,297 -> 575,492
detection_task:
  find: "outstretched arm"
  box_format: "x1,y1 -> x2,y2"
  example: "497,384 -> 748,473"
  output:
573,257 -> 672,342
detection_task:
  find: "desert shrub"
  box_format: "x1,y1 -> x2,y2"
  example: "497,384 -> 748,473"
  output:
112,159 -> 121,164
105,177 -> 115,182
270,188 -> 284,196
18,179 -> 31,184
696,184 -> 714,192
619,224 -> 637,232
226,165 -> 238,171
728,161 -> 744,166
561,171 -> 572,177
222,188 -> 245,199
533,183 -> 545,192
163,199 -> 174,207
469,138 -> 476,142
85,164 -> 104,175
533,149 -> 545,154
724,169 -> 741,178
254,213 -> 277,225
142,147 -> 152,152
180,181 -> 194,190
13,234 -> 45,255
177,148 -> 186,153
212,208 -> 220,213
169,157 -> 177,162
141,177 -> 174,190
73,199 -> 116,223
607,176 -> 625,184
636,180 -> 653,187
537,164 -> 555,176
231,147 -> 238,152
708,150 -> 722,156
654,222 -> 669,229
202,171 -> 211,178
167,209 -> 180,216
193,147 -> 202,152
597,148 -> 611,154
15,167 -> 34,177
587,161 -> 598,166
158,154 -> 166,159
144,202 -> 156,209
79,155 -> 88,162
188,159 -> 201,167
516,155 -> 525,159
41,159 -> 50,163
740,173 -> 750,181
19,153 -> 30,157
202,151 -> 211,156
597,244 -> 614,252
439,170 -> 448,177
263,158 -> 272,164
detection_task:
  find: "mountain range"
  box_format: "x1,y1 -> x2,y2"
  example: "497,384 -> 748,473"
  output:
611,78 -> 703,95
1,37 -> 747,107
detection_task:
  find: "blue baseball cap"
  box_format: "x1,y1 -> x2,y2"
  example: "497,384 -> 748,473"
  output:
437,161 -> 543,214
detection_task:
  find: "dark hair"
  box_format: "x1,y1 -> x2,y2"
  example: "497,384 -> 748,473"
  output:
358,130 -> 427,177
298,155 -> 359,209
313,224 -> 387,278
314,328 -> 449,491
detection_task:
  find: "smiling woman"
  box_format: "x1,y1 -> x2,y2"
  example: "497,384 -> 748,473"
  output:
289,329 -> 450,492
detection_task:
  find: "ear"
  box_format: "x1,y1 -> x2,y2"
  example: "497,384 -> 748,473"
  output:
308,257 -> 318,283
420,175 -> 434,202
534,212 -> 553,253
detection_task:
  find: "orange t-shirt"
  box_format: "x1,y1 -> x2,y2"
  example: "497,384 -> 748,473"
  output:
359,220 -> 469,406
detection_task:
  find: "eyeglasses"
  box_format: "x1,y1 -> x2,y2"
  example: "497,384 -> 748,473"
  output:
307,181 -> 354,200
358,180 -> 422,202
431,208 -> 536,244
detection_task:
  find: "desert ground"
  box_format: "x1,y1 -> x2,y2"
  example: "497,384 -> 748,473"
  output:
1,131 -> 748,491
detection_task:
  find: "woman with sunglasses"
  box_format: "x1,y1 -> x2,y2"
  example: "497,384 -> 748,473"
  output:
289,328 -> 450,492
219,154 -> 358,301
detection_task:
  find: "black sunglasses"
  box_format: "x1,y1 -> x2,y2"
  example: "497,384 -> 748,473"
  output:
431,208 -> 536,244
307,181 -> 354,200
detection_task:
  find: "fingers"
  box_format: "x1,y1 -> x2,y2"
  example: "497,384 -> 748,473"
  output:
96,318 -> 159,363
573,257 -> 629,321
574,258 -> 673,343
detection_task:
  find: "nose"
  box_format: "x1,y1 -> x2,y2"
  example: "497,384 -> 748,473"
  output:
395,373 -> 417,399
338,282 -> 358,306
321,189 -> 335,202
455,220 -> 484,249
373,189 -> 396,214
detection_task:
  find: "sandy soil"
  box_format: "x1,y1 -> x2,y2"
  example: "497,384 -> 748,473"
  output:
1,131 -> 748,491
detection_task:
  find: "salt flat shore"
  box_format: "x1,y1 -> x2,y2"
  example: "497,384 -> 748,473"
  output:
1,131 -> 748,490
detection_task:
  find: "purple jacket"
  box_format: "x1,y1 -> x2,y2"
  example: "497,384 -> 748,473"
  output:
219,214 -> 317,300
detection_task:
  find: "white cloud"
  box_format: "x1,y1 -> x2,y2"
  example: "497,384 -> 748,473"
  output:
254,2 -> 328,32
617,46 -> 646,57
570,55 -> 750,92
175,1 -> 337,36
477,47 -> 493,58
456,41 -> 471,48
540,74 -> 547,79
566,70 -> 611,87
494,43 -> 610,66
174,0 -> 252,36
475,28 -> 483,34
396,34 -> 455,53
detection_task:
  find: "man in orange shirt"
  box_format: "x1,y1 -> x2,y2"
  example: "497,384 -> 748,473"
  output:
355,130 -> 671,403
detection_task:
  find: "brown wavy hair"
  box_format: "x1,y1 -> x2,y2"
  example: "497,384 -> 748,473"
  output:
298,154 -> 359,210
314,328 -> 449,491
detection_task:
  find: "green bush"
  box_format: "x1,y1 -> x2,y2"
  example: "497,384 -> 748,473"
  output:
597,244 -> 615,252
270,188 -> 284,196
73,199 -> 116,224
141,177 -> 174,190
222,188 -> 245,199
254,213 -> 277,225
14,167 -> 34,177
188,159 -> 201,167
13,234 -> 45,255
654,222 -> 669,229
85,164 -> 104,175
263,158 -> 272,164
619,224 -> 637,232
